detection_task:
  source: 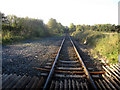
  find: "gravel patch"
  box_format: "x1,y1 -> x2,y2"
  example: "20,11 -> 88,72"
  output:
2,37 -> 63,77
72,37 -> 104,71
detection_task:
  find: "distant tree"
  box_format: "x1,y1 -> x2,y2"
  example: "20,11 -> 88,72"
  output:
7,15 -> 18,27
1,13 -> 8,24
76,25 -> 82,31
47,18 -> 58,35
116,25 -> 120,33
0,12 -> 2,30
69,23 -> 76,33
47,18 -> 65,35
64,26 -> 69,33
57,23 -> 64,33
70,24 -> 118,34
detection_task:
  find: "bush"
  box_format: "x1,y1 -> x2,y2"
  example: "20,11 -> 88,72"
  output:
72,30 -> 118,63
2,14 -> 65,44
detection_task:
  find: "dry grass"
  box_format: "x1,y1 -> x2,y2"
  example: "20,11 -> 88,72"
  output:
72,30 -> 119,63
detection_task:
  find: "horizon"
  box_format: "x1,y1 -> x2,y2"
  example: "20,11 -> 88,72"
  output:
0,0 -> 119,26
1,13 -> 117,26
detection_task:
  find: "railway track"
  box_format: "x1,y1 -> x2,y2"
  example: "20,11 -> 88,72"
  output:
42,36 -> 99,89
1,35 -> 120,90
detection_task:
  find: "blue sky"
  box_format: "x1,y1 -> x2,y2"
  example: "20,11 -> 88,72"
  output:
0,0 -> 119,26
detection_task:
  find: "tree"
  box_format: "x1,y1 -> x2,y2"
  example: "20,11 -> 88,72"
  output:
47,18 -> 58,35
47,18 -> 65,35
1,13 -> 8,24
69,23 -> 76,33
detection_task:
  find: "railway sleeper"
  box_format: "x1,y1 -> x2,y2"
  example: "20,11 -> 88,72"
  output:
102,74 -> 118,89
55,67 -> 83,71
92,74 -> 102,79
49,79 -> 88,90
42,66 -> 84,71
40,72 -> 86,78
5,75 -> 21,89
58,60 -> 79,63
56,63 -> 81,67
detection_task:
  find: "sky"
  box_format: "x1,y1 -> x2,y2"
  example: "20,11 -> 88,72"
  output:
0,0 -> 119,26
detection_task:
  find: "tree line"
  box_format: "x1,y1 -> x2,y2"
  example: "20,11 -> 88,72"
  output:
69,23 -> 120,34
1,12 -> 66,44
1,12 -> 120,44
2,13 -> 66,36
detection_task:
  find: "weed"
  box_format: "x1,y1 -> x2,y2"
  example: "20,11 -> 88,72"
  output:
72,30 -> 118,64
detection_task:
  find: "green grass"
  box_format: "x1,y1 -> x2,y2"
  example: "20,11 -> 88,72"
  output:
2,30 -> 64,45
119,33 -> 120,55
2,31 -> 25,45
72,30 -> 118,64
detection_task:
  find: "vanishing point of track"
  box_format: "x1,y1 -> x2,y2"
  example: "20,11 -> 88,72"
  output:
42,35 -> 102,90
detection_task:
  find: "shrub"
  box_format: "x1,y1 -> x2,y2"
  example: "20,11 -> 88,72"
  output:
72,30 -> 118,63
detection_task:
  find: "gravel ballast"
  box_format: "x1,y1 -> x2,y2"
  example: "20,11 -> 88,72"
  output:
2,37 -> 63,77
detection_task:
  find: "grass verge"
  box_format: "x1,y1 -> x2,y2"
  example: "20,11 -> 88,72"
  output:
72,30 -> 118,64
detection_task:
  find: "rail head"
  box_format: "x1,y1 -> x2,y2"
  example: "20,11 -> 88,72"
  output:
69,36 -> 97,90
43,37 -> 65,89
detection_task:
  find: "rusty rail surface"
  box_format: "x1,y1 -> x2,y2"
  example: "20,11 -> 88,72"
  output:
43,38 -> 65,89
69,36 -> 97,89
43,36 -> 98,89
1,63 -> 120,89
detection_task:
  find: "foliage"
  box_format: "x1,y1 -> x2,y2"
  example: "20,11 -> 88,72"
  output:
47,18 -> 65,35
0,12 -> 2,44
69,24 -> 118,34
72,30 -> 118,64
118,33 -> 120,55
69,23 -> 76,34
1,13 -> 65,44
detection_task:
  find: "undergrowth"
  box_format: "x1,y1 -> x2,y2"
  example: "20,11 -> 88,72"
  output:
72,30 -> 118,64
2,31 -> 26,45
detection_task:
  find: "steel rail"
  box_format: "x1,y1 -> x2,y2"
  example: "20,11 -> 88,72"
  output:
69,36 -> 97,90
43,38 -> 65,90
